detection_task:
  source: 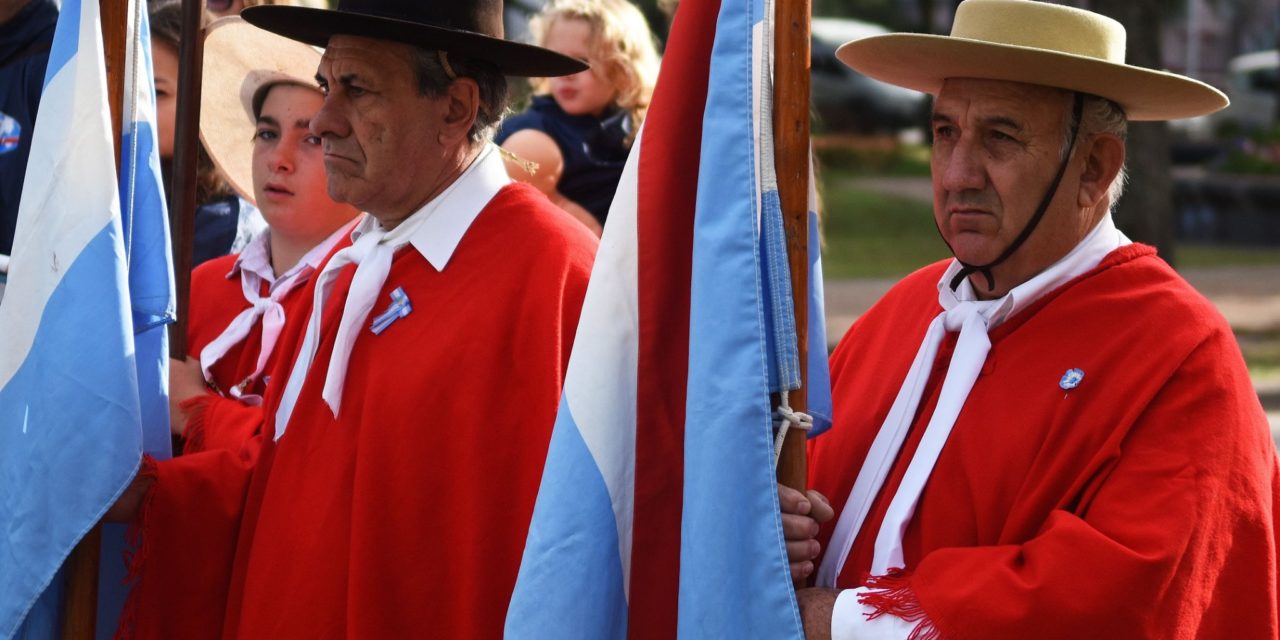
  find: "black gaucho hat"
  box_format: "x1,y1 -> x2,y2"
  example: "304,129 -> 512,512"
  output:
240,0 -> 587,77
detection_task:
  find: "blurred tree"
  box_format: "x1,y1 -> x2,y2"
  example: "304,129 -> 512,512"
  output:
920,0 -> 934,33
1091,0 -> 1179,264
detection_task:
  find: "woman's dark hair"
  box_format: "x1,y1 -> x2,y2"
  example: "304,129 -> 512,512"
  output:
150,0 -> 236,204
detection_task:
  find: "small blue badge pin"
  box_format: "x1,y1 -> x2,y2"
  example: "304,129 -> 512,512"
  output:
0,113 -> 22,155
1059,368 -> 1085,391
370,287 -> 412,335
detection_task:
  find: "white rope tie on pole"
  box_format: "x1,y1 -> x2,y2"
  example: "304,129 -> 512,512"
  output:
773,390 -> 813,468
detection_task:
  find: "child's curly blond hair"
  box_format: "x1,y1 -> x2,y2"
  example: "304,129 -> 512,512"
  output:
530,0 -> 661,144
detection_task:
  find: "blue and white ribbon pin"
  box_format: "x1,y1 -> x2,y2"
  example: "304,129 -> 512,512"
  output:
370,287 -> 412,335
1059,368 -> 1085,390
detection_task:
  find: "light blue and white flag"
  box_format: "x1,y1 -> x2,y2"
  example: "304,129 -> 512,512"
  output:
117,0 -> 175,461
0,0 -> 172,635
96,1 -> 177,636
506,0 -> 831,637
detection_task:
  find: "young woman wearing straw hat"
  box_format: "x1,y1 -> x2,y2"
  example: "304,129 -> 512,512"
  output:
783,1 -> 1277,638
167,16 -> 361,454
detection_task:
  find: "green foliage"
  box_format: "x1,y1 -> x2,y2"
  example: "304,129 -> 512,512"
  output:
1218,124 -> 1280,175
1220,152 -> 1280,174
1236,330 -> 1280,380
1178,245 -> 1280,267
818,180 -> 950,278
816,143 -> 931,177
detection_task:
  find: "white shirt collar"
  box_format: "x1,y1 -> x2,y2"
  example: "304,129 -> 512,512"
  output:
227,218 -> 359,294
228,229 -> 273,282
940,213 -> 1131,326
347,144 -> 511,271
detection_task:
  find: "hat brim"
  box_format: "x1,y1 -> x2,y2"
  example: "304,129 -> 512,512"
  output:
241,5 -> 586,77
200,17 -> 323,204
837,33 -> 1228,121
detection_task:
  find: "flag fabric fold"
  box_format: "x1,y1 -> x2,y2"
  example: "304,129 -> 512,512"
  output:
118,0 -> 175,460
0,0 -> 172,635
506,0 -> 830,636
98,2 -> 177,635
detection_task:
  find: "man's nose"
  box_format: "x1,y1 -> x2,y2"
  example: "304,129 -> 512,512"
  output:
310,96 -> 351,141
938,138 -> 987,193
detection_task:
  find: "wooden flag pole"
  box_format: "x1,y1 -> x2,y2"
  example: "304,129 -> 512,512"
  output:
60,0 -> 128,637
168,0 -> 203,359
774,0 -> 812,493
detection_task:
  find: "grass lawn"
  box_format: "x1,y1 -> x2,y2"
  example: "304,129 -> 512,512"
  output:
819,183 -> 948,279
1178,245 -> 1280,268
1239,330 -> 1280,379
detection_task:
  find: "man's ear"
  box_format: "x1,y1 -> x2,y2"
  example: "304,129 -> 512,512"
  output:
1077,132 -> 1125,209
439,78 -> 481,145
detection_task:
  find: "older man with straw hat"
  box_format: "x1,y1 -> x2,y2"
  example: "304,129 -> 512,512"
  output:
782,1 -> 1279,638
109,2 -> 598,638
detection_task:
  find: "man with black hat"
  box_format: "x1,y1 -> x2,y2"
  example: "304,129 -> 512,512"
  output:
111,2 -> 599,638
781,1 -> 1279,638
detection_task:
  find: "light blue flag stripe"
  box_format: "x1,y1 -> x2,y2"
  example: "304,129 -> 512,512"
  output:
1,0 -> 145,635
98,1 -> 177,635
41,0 -> 79,90
677,0 -> 803,636
118,0 -> 174,460
808,209 -> 834,435
506,77 -> 647,639
507,398 -> 629,639
0,226 -> 142,638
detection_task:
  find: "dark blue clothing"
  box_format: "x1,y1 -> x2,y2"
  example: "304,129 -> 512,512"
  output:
496,95 -> 631,225
0,0 -> 57,255
192,195 -> 243,267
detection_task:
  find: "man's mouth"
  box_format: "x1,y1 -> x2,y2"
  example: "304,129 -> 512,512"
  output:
324,150 -> 355,165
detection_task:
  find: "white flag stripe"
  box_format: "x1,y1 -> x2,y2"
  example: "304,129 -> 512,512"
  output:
563,131 -> 644,596
0,1 -> 121,388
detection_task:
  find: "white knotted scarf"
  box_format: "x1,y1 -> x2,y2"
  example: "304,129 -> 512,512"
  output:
198,220 -> 356,398
272,145 -> 509,440
817,215 -> 1128,586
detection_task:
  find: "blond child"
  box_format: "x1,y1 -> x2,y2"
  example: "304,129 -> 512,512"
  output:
497,0 -> 660,235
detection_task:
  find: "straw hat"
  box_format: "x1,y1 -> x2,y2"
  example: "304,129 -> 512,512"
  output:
199,16 -> 322,203
836,0 -> 1228,121
241,0 -> 586,78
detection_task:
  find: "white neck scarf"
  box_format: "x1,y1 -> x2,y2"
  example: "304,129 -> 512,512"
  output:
198,220 -> 356,398
816,216 -> 1129,586
272,144 -> 509,439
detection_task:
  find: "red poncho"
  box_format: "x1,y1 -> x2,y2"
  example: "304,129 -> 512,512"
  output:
810,245 -> 1280,638
182,254 -> 283,454
181,227 -> 353,455
123,184 -> 596,639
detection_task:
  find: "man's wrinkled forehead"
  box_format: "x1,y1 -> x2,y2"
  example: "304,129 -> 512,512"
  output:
316,35 -> 415,81
933,78 -> 1071,126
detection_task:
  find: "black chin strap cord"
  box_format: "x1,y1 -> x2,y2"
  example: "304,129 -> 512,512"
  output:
947,92 -> 1087,293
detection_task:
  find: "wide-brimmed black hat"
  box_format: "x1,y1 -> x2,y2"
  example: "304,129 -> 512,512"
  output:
240,0 -> 587,77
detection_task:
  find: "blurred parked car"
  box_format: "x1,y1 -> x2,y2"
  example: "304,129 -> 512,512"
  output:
1172,49 -> 1277,164
810,17 -> 930,135
1219,49 -> 1278,133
